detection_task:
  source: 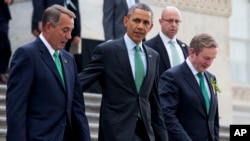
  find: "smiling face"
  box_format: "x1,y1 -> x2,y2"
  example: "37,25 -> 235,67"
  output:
124,9 -> 153,44
43,13 -> 74,50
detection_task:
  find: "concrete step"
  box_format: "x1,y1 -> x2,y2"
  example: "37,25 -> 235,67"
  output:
0,86 -> 6,97
84,93 -> 102,103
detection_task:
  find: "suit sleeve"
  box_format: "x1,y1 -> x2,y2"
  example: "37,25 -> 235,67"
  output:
6,48 -> 34,141
71,57 -> 91,141
158,71 -> 192,141
103,0 -> 115,40
78,44 -> 104,91
149,55 -> 169,141
31,0 -> 45,32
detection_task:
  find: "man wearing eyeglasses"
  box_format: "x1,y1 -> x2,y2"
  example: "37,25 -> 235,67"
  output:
145,6 -> 189,76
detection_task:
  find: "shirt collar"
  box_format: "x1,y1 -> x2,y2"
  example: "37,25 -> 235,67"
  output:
159,31 -> 177,44
124,33 -> 143,52
39,33 -> 59,57
186,58 -> 200,76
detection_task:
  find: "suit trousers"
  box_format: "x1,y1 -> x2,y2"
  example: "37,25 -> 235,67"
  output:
132,118 -> 150,141
0,18 -> 11,73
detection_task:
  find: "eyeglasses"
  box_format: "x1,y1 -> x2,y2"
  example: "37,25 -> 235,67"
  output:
161,18 -> 181,24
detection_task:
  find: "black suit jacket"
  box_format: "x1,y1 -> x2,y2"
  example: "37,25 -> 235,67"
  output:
144,34 -> 189,76
79,37 -> 168,141
31,0 -> 81,37
103,0 -> 139,41
158,61 -> 219,141
6,37 -> 91,141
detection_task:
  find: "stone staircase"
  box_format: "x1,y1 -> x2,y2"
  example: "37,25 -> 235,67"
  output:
0,85 -> 229,141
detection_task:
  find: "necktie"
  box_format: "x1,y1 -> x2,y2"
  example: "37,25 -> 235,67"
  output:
169,40 -> 180,66
197,72 -> 210,114
134,45 -> 144,93
53,51 -> 65,85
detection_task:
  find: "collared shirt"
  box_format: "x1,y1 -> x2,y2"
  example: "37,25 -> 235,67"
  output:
186,58 -> 211,99
39,34 -> 59,62
124,34 -> 147,79
159,31 -> 185,67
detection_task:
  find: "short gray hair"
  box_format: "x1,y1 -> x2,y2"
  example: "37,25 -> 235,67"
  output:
42,4 -> 75,29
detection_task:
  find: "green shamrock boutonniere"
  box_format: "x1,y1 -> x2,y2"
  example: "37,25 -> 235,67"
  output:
210,78 -> 221,94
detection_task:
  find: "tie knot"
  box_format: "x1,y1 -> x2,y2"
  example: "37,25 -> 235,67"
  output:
197,72 -> 204,79
54,51 -> 59,58
135,45 -> 141,52
168,40 -> 175,45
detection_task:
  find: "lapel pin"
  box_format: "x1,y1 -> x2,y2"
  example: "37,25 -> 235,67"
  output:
181,44 -> 186,47
64,59 -> 67,63
149,55 -> 152,58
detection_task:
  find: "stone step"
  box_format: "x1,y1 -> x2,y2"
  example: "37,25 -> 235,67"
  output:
0,85 -> 6,97
84,93 -> 102,103
0,96 -> 5,107
86,112 -> 99,123
0,107 -> 5,118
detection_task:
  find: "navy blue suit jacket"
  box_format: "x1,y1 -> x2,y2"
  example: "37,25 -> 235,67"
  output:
158,61 -> 219,141
6,37 -> 90,141
144,34 -> 189,76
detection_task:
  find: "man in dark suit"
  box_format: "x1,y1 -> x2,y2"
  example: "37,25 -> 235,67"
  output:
79,3 -> 168,141
6,5 -> 91,141
0,0 -> 13,84
158,33 -> 220,141
31,0 -> 81,52
145,6 -> 188,76
103,0 -> 139,41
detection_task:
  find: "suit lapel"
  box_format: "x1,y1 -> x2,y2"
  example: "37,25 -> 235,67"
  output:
181,63 -> 208,114
204,72 -> 216,115
156,35 -> 171,69
37,38 -> 66,92
114,39 -> 137,92
138,44 -> 155,94
59,51 -> 69,91
176,39 -> 189,58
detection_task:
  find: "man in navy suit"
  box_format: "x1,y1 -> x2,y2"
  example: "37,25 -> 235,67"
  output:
79,3 -> 168,141
103,0 -> 139,41
158,33 -> 220,141
0,0 -> 13,84
145,6 -> 188,76
6,5 -> 90,141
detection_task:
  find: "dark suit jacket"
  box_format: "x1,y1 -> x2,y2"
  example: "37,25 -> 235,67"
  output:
103,0 -> 139,41
144,34 -> 189,76
79,37 -> 168,141
31,0 -> 81,37
6,37 -> 90,141
158,61 -> 219,141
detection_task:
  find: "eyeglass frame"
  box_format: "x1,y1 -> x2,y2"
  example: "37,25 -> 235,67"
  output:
161,18 -> 181,24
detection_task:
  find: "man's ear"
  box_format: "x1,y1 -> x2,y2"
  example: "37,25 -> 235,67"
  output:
123,16 -> 128,27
